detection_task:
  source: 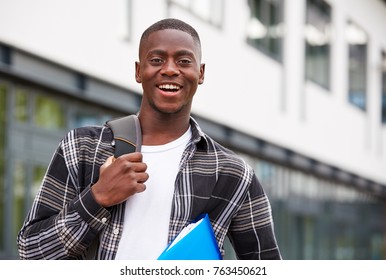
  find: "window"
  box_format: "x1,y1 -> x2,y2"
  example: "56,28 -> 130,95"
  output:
0,44 -> 12,65
13,161 -> 26,242
347,21 -> 368,110
247,153 -> 386,259
0,77 -> 130,258
11,161 -> 47,254
305,0 -> 331,89
382,51 -> 386,124
14,88 -> 29,123
246,0 -> 284,61
34,93 -> 66,130
168,0 -> 224,27
32,165 -> 46,202
69,110 -> 114,129
0,83 -> 6,252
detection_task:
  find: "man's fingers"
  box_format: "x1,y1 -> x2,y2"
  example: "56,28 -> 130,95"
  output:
137,172 -> 149,183
136,183 -> 147,193
118,152 -> 143,162
101,156 -> 114,170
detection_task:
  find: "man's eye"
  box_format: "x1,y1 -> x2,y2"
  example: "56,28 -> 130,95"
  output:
150,58 -> 163,63
178,59 -> 192,65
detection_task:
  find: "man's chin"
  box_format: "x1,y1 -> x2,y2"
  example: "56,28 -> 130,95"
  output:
152,104 -> 185,115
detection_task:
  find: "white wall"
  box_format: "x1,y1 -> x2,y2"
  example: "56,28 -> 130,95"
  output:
0,0 -> 139,90
0,0 -> 385,185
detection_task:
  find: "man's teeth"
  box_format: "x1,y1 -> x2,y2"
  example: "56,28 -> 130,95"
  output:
159,84 -> 180,91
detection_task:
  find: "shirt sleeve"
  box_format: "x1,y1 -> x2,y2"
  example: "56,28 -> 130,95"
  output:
17,131 -> 111,259
228,172 -> 282,260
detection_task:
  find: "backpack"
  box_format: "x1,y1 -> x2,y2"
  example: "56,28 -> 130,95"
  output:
106,114 -> 142,156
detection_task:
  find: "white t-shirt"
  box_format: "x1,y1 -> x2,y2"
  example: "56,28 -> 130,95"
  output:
114,127 -> 192,260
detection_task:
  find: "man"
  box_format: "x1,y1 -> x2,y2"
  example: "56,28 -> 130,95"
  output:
17,18 -> 281,260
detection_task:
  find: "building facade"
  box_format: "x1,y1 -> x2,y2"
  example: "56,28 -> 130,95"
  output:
0,0 -> 385,259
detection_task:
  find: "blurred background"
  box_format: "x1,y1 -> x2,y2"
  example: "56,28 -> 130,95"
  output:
0,0 -> 386,260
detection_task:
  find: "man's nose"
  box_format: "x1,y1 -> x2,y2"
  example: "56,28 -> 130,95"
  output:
160,60 -> 179,76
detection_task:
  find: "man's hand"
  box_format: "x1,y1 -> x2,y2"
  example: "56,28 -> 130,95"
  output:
91,152 -> 149,208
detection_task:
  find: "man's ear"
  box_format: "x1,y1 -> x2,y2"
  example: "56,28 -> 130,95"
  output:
135,61 -> 141,83
198,63 -> 205,85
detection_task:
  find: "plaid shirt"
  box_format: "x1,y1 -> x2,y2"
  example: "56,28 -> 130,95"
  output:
17,117 -> 281,260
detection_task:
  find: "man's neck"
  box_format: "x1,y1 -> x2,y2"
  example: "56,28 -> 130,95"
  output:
138,112 -> 190,146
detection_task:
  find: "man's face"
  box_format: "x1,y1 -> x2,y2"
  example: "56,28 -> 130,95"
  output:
135,29 -> 205,116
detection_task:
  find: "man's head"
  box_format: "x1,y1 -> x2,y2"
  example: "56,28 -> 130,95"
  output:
139,18 -> 202,61
136,18 -> 205,117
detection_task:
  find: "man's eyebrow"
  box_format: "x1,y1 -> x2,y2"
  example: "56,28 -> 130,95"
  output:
174,50 -> 195,57
147,49 -> 167,56
147,49 -> 196,58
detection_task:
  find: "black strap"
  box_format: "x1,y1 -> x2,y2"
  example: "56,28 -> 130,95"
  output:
106,115 -> 142,157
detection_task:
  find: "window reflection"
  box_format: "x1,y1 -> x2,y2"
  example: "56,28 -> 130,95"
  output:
13,161 -> 26,243
1,80 -> 122,258
0,83 -> 6,252
168,0 -> 224,26
14,88 -> 29,123
347,21 -> 368,110
32,165 -> 46,203
69,111 -> 113,129
305,0 -> 331,89
240,156 -> 386,259
246,0 -> 284,61
34,94 -> 66,130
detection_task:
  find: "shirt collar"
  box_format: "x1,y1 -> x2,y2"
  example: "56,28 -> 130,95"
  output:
189,116 -> 209,151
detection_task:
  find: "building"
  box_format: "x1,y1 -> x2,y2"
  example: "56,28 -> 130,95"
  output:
0,0 -> 385,259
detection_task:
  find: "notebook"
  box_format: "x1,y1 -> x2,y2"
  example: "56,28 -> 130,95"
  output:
157,214 -> 222,260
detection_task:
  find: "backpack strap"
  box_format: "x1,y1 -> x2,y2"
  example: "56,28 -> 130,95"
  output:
106,115 -> 142,157
85,115 -> 142,259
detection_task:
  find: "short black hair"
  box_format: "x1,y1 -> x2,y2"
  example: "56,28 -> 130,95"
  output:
139,18 -> 202,58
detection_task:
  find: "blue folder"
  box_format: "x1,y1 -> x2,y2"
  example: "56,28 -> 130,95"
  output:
157,214 -> 222,260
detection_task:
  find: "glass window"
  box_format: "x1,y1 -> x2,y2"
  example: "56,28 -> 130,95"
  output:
382,51 -> 386,124
69,109 -> 113,129
32,165 -> 46,203
347,21 -> 368,110
0,83 -> 6,153
334,223 -> 355,259
13,161 -> 26,242
243,155 -> 386,259
34,93 -> 66,130
14,88 -> 29,123
371,233 -> 385,259
305,0 -> 331,89
0,44 -> 12,65
0,83 -> 6,251
296,215 -> 316,259
169,0 -> 224,27
70,111 -> 100,129
246,0 -> 284,61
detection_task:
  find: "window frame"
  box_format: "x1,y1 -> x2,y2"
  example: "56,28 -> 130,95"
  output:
246,0 -> 284,62
167,0 -> 225,28
347,20 -> 368,111
381,51 -> 386,124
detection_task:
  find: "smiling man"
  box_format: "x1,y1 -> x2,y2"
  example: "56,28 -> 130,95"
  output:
17,18 -> 281,260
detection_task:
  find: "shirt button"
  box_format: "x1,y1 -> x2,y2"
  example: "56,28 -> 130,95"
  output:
113,228 -> 119,235
101,217 -> 107,223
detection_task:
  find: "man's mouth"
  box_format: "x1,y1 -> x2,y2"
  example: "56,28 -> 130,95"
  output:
157,84 -> 181,93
